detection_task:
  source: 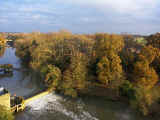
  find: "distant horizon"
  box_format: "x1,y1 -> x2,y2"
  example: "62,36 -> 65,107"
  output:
0,30 -> 156,36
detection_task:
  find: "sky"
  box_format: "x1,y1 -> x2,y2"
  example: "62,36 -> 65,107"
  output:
0,0 -> 160,34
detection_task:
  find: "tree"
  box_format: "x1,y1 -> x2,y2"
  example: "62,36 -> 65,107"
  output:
95,34 -> 125,89
119,80 -> 136,100
138,45 -> 157,63
97,55 -> 124,89
0,105 -> 14,120
62,69 -> 77,97
147,33 -> 160,49
120,49 -> 135,79
133,46 -> 158,90
133,61 -> 158,90
44,65 -> 62,90
94,34 -> 124,58
0,35 -> 6,47
131,45 -> 159,115
61,55 -> 87,97
146,33 -> 160,75
131,87 -> 154,116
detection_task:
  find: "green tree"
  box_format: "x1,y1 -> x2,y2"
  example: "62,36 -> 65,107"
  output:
131,87 -> 154,116
119,80 -> 136,100
120,49 -> 135,80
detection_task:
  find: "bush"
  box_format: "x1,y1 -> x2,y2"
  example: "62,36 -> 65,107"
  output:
119,80 -> 136,100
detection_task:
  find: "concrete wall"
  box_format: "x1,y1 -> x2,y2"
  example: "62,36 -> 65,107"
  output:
24,91 -> 51,104
0,93 -> 10,109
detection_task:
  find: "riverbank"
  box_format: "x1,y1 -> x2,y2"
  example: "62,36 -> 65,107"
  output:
0,46 -> 158,119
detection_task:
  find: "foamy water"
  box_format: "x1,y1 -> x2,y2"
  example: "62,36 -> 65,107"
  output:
16,93 -> 98,120
15,93 -> 145,120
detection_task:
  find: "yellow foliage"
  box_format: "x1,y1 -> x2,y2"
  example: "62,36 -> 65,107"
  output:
134,61 -> 158,90
0,35 -> 6,46
94,34 -> 124,58
139,45 -> 157,63
97,54 -> 123,89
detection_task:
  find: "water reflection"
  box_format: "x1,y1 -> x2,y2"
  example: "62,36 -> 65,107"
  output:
0,47 -> 6,58
0,47 -> 38,97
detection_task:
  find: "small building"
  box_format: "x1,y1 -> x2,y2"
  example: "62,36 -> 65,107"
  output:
0,86 -> 25,112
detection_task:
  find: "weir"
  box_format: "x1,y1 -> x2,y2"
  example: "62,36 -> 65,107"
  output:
0,86 -> 52,113
24,91 -> 52,104
12,90 -> 53,113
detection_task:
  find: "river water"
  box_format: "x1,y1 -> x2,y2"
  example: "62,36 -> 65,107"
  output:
0,47 -> 148,120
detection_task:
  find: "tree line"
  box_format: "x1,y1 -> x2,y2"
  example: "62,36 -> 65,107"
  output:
14,31 -> 160,116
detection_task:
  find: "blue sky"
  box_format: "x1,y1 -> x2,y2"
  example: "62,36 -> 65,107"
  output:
0,0 -> 160,34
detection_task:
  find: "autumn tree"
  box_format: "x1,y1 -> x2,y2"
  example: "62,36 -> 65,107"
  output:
97,54 -> 124,89
131,45 -> 159,115
61,55 -> 87,97
44,65 -> 62,90
15,38 -> 33,64
95,34 -> 125,89
94,34 -> 124,58
133,61 -> 158,90
147,33 -> 160,49
146,33 -> 160,75
133,46 -> 158,89
0,34 -> 6,47
138,45 -> 157,63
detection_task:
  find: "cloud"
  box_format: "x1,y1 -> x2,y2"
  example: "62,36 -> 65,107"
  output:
32,14 -> 41,20
0,0 -> 160,34
58,0 -> 158,15
0,19 -> 8,23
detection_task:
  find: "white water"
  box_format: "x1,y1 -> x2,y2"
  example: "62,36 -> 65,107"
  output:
16,93 -> 99,120
16,92 -> 146,120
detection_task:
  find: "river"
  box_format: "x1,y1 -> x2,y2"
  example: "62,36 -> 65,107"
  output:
0,47 -> 148,120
